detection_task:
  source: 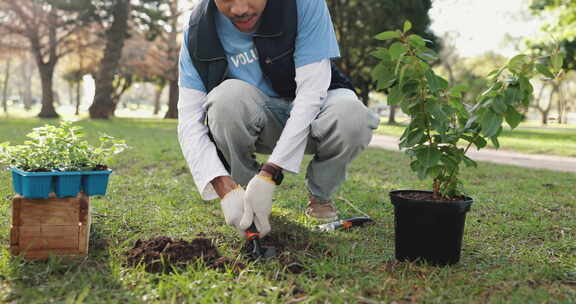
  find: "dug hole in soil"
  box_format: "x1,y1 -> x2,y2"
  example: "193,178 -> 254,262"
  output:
125,236 -> 243,273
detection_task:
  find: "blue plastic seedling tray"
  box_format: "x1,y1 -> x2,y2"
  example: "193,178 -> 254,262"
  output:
11,168 -> 112,198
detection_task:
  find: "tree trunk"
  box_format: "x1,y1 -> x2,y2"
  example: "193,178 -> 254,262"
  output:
89,0 -> 130,119
2,58 -> 11,113
541,109 -> 549,125
75,79 -> 81,115
557,82 -> 567,124
31,7 -> 59,119
20,57 -> 33,110
37,63 -> 58,118
357,81 -> 369,106
388,105 -> 397,125
153,83 -> 165,115
68,82 -> 74,105
541,84 -> 557,125
164,80 -> 178,119
163,0 -> 180,119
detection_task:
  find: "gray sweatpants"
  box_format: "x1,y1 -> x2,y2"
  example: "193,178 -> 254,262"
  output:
206,79 -> 380,201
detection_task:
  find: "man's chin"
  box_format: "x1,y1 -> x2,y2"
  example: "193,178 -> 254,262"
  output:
233,16 -> 260,33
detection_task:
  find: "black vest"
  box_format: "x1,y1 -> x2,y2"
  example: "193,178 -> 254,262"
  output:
186,0 -> 355,98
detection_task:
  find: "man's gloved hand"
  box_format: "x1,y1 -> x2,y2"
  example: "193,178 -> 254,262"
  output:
239,175 -> 276,237
220,186 -> 246,237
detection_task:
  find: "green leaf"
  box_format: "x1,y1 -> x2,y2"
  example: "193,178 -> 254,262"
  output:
416,146 -> 442,168
448,84 -> 468,97
462,135 -> 487,150
416,48 -> 439,62
490,96 -> 507,114
535,63 -> 554,78
462,156 -> 477,168
372,64 -> 396,90
425,101 -> 448,121
389,42 -> 408,60
401,79 -> 420,98
426,166 -> 442,180
490,135 -> 500,149
387,87 -> 404,106
424,70 -> 448,93
505,107 -> 524,129
370,48 -> 389,60
551,53 -> 564,72
518,76 -> 533,95
407,34 -> 426,48
400,96 -> 420,114
441,155 -> 458,169
480,110 -> 503,137
399,123 -> 413,141
403,20 -> 412,32
375,31 -> 401,41
409,159 -> 429,180
508,54 -> 529,74
400,128 -> 425,148
473,136 -> 487,150
417,165 -> 428,180
502,86 -> 524,107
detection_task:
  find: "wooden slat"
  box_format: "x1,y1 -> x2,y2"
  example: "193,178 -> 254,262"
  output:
12,196 -> 22,227
18,226 -> 79,251
78,206 -> 91,254
42,226 -> 79,250
9,226 -> 19,255
18,226 -> 43,251
19,197 -> 80,226
79,194 -> 90,225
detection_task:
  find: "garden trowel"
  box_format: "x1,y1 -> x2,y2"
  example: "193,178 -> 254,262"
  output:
245,223 -> 277,259
315,216 -> 374,232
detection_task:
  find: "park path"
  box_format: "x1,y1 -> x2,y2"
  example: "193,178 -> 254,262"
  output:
369,134 -> 576,173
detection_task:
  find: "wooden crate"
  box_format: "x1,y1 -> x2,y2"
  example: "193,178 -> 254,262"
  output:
10,193 -> 91,260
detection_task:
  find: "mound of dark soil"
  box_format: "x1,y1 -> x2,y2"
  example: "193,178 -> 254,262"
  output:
125,236 -> 242,273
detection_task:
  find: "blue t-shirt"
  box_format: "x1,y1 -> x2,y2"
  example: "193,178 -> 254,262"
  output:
179,0 -> 340,97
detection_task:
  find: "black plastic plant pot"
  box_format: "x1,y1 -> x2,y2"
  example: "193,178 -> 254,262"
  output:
390,190 -> 473,266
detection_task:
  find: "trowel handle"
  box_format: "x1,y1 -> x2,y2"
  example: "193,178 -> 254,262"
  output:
246,223 -> 260,240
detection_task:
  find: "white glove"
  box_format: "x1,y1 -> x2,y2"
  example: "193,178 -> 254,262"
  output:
220,187 -> 246,237
239,175 -> 276,237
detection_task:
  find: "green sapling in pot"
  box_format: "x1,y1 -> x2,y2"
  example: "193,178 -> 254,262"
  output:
371,21 -> 565,265
372,21 -> 565,200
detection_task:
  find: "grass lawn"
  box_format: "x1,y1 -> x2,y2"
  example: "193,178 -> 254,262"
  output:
0,118 -> 574,303
376,123 -> 576,158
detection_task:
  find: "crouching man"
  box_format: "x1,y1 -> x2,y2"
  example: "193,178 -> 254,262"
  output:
177,0 -> 380,237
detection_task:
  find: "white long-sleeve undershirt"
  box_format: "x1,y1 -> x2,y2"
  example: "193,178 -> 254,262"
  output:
177,59 -> 331,200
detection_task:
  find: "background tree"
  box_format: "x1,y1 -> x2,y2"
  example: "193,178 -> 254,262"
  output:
70,0 -> 169,119
16,53 -> 37,111
162,0 -> 181,119
527,0 -> 575,124
59,27 -> 102,115
88,0 -> 131,119
0,0 -> 89,118
123,34 -> 171,116
0,37 -> 23,114
530,0 -> 575,69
